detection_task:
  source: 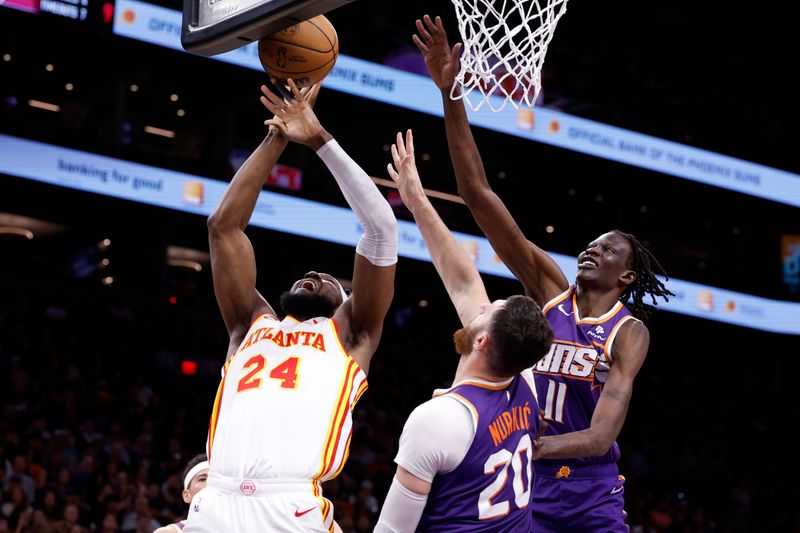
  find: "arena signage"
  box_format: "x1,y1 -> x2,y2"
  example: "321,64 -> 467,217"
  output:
2,133 -> 799,335
111,0 -> 800,209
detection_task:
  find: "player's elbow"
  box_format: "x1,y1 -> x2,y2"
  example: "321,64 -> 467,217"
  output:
457,180 -> 489,204
207,212 -> 223,232
359,204 -> 398,255
375,205 -> 398,236
457,184 -> 497,217
588,433 -> 615,457
207,212 -> 238,235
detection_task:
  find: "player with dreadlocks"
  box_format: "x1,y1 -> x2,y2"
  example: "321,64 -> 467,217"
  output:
413,14 -> 674,531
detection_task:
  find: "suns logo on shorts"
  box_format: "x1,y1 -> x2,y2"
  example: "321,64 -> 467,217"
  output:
555,466 -> 571,479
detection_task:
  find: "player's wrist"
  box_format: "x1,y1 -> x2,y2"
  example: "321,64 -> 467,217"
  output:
266,124 -> 289,144
404,188 -> 428,211
441,84 -> 459,97
309,129 -> 334,151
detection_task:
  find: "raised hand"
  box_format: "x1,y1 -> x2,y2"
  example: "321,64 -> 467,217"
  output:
387,129 -> 426,208
260,79 -> 323,146
413,15 -> 462,93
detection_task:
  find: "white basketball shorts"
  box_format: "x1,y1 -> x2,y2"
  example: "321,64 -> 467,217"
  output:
183,473 -> 334,533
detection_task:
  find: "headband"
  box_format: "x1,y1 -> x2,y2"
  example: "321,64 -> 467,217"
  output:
183,461 -> 209,490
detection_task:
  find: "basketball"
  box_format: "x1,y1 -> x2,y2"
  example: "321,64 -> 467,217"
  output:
258,16 -> 339,88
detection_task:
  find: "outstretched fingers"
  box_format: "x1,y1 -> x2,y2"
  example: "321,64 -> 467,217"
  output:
306,83 -> 321,107
424,14 -> 443,41
387,162 -> 399,181
416,18 -> 433,43
260,85 -> 285,116
390,142 -> 401,170
287,78 -> 304,102
434,15 -> 447,36
404,129 -> 414,156
395,131 -> 407,159
412,33 -> 428,53
451,42 -> 463,63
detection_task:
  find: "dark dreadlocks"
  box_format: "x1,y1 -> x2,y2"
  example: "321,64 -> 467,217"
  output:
612,230 -> 675,320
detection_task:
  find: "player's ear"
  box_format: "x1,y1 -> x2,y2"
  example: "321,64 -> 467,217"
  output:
619,269 -> 636,287
474,331 -> 488,352
182,489 -> 192,504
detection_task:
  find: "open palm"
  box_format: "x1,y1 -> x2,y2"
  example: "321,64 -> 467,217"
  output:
387,130 -> 425,207
413,15 -> 462,92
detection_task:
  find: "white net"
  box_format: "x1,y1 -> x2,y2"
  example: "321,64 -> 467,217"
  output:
450,0 -> 569,112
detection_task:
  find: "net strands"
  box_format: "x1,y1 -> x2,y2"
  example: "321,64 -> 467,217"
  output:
451,0 -> 569,112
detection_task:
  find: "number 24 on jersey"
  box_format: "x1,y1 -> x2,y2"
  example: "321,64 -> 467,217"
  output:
237,355 -> 300,392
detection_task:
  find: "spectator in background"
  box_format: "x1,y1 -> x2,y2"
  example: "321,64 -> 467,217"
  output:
54,504 -> 80,533
1,484 -> 28,531
153,455 -> 208,533
7,458 -> 35,504
120,496 -> 158,532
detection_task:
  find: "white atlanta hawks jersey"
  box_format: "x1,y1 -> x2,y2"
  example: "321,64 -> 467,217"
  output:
207,313 -> 367,491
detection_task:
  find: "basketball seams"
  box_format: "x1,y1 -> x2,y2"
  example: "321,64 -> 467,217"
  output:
261,55 -> 337,76
263,16 -> 338,54
259,15 -> 338,84
307,17 -> 336,51
262,36 -> 335,54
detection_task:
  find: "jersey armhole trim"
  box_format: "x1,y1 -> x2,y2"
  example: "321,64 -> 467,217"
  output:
249,311 -> 277,328
436,395 -> 478,475
442,393 -> 479,431
605,315 -> 637,363
329,318 -> 367,383
542,285 -> 573,314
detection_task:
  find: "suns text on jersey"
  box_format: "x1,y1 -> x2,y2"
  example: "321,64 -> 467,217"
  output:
534,342 -> 609,380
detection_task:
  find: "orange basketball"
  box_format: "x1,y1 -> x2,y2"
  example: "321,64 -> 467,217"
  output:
258,16 -> 339,88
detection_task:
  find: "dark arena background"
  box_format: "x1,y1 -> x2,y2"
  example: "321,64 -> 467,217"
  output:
1,1 -> 799,532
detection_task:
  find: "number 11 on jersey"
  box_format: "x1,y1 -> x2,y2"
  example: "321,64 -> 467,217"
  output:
543,379 -> 567,423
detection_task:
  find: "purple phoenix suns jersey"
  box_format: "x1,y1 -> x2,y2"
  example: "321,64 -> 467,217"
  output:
536,285 -> 636,469
418,374 -> 540,532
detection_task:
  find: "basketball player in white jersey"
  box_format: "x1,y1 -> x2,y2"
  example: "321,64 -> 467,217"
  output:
184,81 -> 397,533
153,455 -> 208,533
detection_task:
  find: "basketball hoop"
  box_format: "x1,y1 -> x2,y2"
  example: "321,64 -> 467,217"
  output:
450,0 -> 569,112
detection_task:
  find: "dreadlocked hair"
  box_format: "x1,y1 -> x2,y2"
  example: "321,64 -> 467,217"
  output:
611,230 -> 675,320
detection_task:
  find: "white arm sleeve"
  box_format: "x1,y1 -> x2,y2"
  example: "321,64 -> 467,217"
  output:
394,396 -> 476,483
373,477 -> 429,533
316,139 -> 398,267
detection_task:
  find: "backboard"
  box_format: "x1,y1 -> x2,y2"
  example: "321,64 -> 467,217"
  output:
181,0 -> 355,56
